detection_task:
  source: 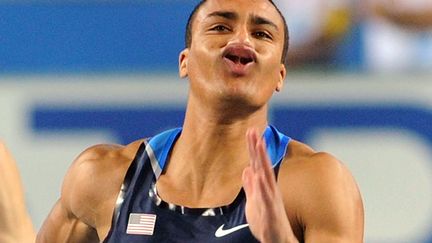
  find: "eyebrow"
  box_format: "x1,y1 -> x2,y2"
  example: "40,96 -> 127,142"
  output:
250,15 -> 278,30
206,11 -> 278,30
207,11 -> 238,20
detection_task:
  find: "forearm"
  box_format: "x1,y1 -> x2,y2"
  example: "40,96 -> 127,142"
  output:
0,230 -> 35,243
389,13 -> 432,28
37,220 -> 98,243
0,143 -> 36,243
0,218 -> 35,243
37,201 -> 100,243
0,234 -> 33,243
375,5 -> 432,28
272,228 -> 299,243
280,233 -> 299,243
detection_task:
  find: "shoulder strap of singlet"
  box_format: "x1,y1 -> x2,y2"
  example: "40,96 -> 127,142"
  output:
110,140 -> 148,230
146,128 -> 182,179
263,125 -> 291,180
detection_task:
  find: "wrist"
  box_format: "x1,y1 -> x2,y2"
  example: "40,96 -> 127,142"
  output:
263,230 -> 298,243
285,235 -> 299,243
278,228 -> 299,243
281,233 -> 299,243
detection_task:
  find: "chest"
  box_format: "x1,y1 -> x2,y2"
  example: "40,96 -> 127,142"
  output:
104,190 -> 258,243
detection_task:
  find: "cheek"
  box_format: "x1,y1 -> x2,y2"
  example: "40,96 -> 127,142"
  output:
260,44 -> 283,63
253,63 -> 283,96
187,50 -> 209,76
190,43 -> 218,67
257,52 -> 283,80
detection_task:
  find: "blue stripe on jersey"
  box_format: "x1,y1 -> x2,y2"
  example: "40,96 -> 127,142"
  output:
147,125 -> 290,173
147,128 -> 181,176
263,125 -> 290,167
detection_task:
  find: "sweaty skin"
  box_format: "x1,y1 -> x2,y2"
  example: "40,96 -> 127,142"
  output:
37,0 -> 364,242
0,142 -> 35,243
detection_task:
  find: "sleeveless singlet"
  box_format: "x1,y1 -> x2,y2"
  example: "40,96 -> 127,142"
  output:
104,125 -> 291,243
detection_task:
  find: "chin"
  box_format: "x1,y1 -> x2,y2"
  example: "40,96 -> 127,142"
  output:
219,91 -> 262,110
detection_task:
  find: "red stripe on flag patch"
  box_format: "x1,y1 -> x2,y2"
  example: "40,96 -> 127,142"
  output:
126,213 -> 157,235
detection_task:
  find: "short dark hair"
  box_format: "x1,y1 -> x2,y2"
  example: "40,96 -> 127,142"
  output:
185,0 -> 289,66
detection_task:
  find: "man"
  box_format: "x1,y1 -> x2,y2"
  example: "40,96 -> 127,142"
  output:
37,0 -> 364,242
0,142 -> 35,243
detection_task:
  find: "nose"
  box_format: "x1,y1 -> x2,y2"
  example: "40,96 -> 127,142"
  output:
228,26 -> 252,46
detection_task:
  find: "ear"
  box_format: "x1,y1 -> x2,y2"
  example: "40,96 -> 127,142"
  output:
276,64 -> 286,92
179,49 -> 189,78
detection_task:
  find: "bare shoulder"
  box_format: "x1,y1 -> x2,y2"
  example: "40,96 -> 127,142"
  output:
278,139 -> 364,241
280,139 -> 351,180
277,139 -> 352,211
61,139 -> 145,228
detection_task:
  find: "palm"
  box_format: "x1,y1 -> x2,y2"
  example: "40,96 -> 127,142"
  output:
242,129 -> 296,243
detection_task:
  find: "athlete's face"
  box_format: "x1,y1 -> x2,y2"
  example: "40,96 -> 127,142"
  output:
179,0 -> 286,108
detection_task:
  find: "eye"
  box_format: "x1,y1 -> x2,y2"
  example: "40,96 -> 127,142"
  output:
210,25 -> 230,32
253,31 -> 272,40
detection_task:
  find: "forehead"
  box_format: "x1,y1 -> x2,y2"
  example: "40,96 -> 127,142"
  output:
194,0 -> 283,26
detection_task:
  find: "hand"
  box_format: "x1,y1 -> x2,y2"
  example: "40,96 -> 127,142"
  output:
242,129 -> 298,243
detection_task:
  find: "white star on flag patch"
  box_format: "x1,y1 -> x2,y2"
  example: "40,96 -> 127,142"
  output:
126,213 -> 157,235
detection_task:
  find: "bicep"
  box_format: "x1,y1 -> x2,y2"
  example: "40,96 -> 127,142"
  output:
303,161 -> 364,242
37,199 -> 99,243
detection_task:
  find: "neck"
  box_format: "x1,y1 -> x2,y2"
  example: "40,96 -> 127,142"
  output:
161,97 -> 269,200
181,97 -> 268,169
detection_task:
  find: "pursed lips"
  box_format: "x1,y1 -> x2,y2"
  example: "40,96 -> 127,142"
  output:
222,44 -> 257,76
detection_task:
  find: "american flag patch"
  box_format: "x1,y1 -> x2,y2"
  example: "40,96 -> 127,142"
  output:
126,213 -> 157,235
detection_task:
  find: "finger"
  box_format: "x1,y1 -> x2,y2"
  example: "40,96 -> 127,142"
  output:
256,137 -> 277,189
250,170 -> 275,220
247,129 -> 259,171
242,166 -> 254,197
254,136 -> 264,171
251,129 -> 262,171
257,174 -> 275,211
246,130 -> 255,166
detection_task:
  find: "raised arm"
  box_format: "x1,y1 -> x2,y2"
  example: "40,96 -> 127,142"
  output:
37,141 -> 143,243
0,142 -> 35,243
36,146 -> 104,243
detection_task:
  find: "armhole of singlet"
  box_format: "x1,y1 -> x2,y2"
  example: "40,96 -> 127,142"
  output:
274,161 -> 282,180
274,137 -> 291,181
110,140 -> 148,231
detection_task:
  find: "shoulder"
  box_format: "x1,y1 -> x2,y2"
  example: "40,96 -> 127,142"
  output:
281,139 -> 349,180
278,139 -> 364,239
65,139 -> 145,186
278,139 -> 356,184
69,141 -> 143,175
278,139 -> 355,206
61,139 -> 145,227
279,139 -> 362,203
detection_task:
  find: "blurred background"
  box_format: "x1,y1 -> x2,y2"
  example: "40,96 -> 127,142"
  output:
1,0 -> 432,242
